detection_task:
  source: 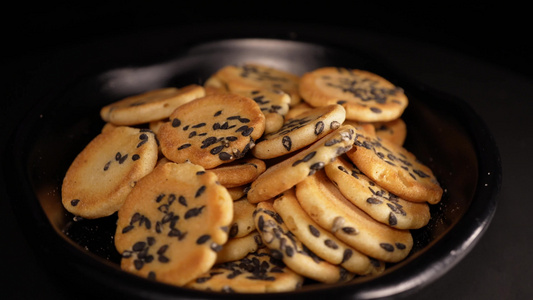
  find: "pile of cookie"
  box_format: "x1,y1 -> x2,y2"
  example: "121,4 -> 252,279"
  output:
61,63 -> 443,293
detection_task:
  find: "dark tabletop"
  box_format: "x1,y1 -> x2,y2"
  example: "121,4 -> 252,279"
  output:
2,3 -> 532,299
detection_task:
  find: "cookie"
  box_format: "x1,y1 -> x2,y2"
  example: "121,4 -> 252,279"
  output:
345,129 -> 443,204
229,197 -> 257,239
157,93 -> 265,169
324,156 -> 431,229
295,169 -> 413,263
226,185 -> 249,201
210,63 -> 301,106
299,67 -> 408,122
100,85 -> 205,126
187,247 -> 304,293
251,104 -> 346,159
372,118 -> 407,146
114,161 -> 233,286
273,188 -> 384,275
253,200 -> 354,283
209,157 -> 266,188
284,101 -> 313,120
231,88 -> 291,134
61,126 -> 159,219
215,231 -> 264,264
247,125 -> 356,204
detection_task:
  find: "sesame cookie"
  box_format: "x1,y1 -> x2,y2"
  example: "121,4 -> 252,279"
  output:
210,63 -> 301,106
247,125 -> 356,204
226,185 -> 249,201
215,231 -> 264,264
61,126 -> 159,219
251,104 -> 346,159
209,157 -> 266,188
231,88 -> 291,134
273,188 -> 384,275
345,129 -> 443,204
372,118 -> 407,146
229,197 -> 257,239
100,85 -> 205,126
114,161 -> 233,286
187,247 -> 304,293
157,93 -> 265,169
325,156 -> 431,229
295,170 -> 413,263
254,200 -> 354,283
284,101 -> 314,120
299,67 -> 408,122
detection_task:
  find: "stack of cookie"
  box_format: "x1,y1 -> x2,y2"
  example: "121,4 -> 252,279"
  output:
61,63 -> 443,293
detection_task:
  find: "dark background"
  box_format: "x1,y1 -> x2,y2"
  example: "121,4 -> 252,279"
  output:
5,2 -> 532,80
3,2 -> 532,300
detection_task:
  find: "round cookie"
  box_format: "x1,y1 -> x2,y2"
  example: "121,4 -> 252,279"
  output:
273,188 -> 384,275
100,85 -> 205,126
295,170 -> 413,263
247,125 -> 356,204
209,157 -> 266,188
324,156 -> 431,229
372,118 -> 407,146
187,247 -> 304,293
211,63 -> 301,106
229,197 -> 257,239
157,93 -> 265,169
299,67 -> 408,122
284,101 -> 313,120
226,185 -> 249,201
61,126 -> 159,219
114,161 -> 233,286
251,104 -> 346,159
215,231 -> 264,264
231,88 -> 291,134
345,128 -> 443,204
253,200 -> 354,284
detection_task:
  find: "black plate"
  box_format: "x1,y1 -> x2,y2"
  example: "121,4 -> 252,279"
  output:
3,26 -> 501,299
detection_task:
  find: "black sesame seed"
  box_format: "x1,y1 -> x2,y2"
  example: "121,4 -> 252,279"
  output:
171,118 -> 181,127
308,225 -> 320,237
103,161 -> 111,171
178,143 -> 191,150
132,154 -> 140,161
380,243 -> 395,252
195,186 -> 206,198
389,212 -> 398,226
282,136 -> 292,151
396,243 -> 406,250
184,206 -> 205,219
197,235 -> 210,245
341,249 -> 353,263
219,152 -> 233,161
70,199 -> 80,206
214,110 -> 222,117
324,239 -> 339,249
210,145 -> 224,155
314,121 -> 324,135
192,123 -> 206,128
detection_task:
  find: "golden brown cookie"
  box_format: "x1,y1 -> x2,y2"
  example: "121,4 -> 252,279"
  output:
247,125 -> 356,204
345,128 -> 443,204
251,104 -> 346,159
187,247 -> 304,293
157,93 -> 265,169
209,157 -> 266,188
100,85 -> 205,126
231,88 -> 291,134
299,67 -> 408,122
254,200 -> 354,283
61,126 -> 159,219
295,170 -> 413,263
228,197 -> 257,239
114,161 -> 233,286
273,188 -> 384,275
215,231 -> 264,264
372,118 -> 407,146
210,63 -> 301,106
324,156 -> 431,229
